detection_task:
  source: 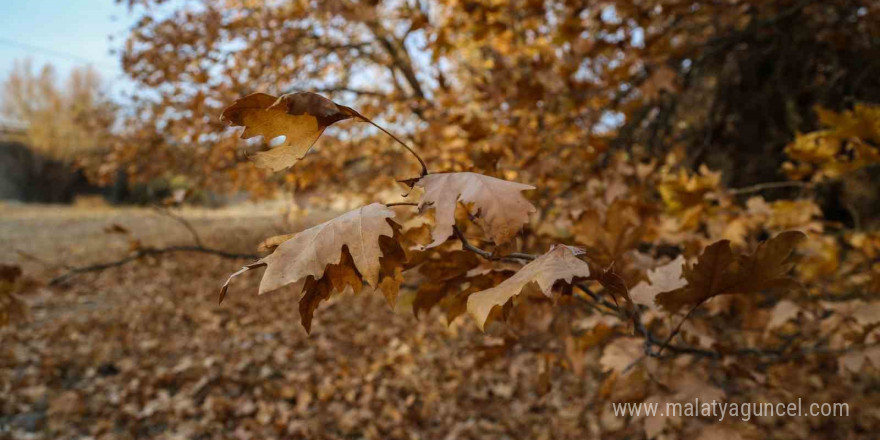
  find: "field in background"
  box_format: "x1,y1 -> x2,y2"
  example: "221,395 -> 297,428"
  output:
0,201 -> 332,275
0,204 -> 595,440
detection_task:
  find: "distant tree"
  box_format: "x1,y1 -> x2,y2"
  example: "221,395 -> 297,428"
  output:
1,59 -> 117,162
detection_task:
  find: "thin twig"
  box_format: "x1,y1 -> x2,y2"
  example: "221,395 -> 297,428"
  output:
16,249 -> 74,270
385,202 -> 419,207
49,246 -> 259,286
452,226 -> 536,262
656,301 -> 705,356
153,206 -> 204,248
727,181 -> 812,195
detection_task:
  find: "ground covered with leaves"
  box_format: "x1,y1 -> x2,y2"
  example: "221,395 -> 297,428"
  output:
1,205 -> 603,440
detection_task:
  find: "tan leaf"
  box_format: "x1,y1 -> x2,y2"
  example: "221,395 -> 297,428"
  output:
467,245 -> 590,330
221,92 -> 363,172
656,231 -> 806,311
220,203 -> 396,300
630,256 -> 686,309
416,172 -> 536,248
260,203 -> 395,293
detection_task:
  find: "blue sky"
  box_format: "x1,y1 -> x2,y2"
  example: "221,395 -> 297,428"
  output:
0,0 -> 136,100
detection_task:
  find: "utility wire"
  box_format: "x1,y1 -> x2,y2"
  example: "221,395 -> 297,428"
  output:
0,36 -> 119,72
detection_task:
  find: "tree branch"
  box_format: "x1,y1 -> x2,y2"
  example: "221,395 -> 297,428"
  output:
452,226 -> 536,262
49,246 -> 259,286
728,181 -> 812,195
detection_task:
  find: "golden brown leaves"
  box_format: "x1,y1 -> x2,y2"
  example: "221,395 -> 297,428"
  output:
220,92 -> 363,172
467,245 -> 590,330
783,104 -> 880,180
220,204 -> 407,332
655,231 -> 806,311
416,172 -> 536,248
258,203 -> 395,294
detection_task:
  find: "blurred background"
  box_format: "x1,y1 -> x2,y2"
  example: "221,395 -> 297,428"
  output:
1,1 -> 879,439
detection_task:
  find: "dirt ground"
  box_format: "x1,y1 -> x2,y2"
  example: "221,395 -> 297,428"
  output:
0,203 -> 598,440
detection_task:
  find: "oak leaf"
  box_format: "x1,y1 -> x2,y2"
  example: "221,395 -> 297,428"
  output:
416,172 -> 536,248
220,203 -> 397,299
220,92 -> 363,172
467,245 -> 590,330
656,231 -> 806,311
298,249 -> 363,333
259,203 -> 396,293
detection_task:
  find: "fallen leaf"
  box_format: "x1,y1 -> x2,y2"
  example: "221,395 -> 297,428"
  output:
221,92 -> 363,172
643,375 -> 725,438
416,172 -> 536,248
766,299 -> 801,330
600,337 -> 644,374
467,245 -> 590,330
103,223 -> 130,234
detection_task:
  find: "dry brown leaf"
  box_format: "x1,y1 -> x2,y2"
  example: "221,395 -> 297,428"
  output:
416,172 -> 536,248
572,199 -> 646,266
298,250 -> 363,333
257,233 -> 296,253
412,251 -> 481,318
656,231 -> 806,311
103,223 -> 130,235
467,245 -> 590,330
376,229 -> 409,308
220,203 -> 396,299
220,92 -> 363,172
379,267 -> 404,308
630,256 -> 686,309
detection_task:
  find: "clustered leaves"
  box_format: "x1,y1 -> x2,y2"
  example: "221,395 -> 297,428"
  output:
218,93 -> 811,340
204,82 -> 880,438
206,86 -> 880,438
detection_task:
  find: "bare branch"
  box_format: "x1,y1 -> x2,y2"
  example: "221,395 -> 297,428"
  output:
452,226 -> 536,262
49,246 -> 259,286
727,181 -> 812,196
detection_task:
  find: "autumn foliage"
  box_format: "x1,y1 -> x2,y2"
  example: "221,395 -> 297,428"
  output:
214,90 -> 877,438
30,0 -> 879,438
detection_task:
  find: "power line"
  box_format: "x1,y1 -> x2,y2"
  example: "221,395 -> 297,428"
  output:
0,36 -> 120,72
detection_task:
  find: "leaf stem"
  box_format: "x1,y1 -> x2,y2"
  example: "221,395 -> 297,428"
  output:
363,118 -> 428,176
